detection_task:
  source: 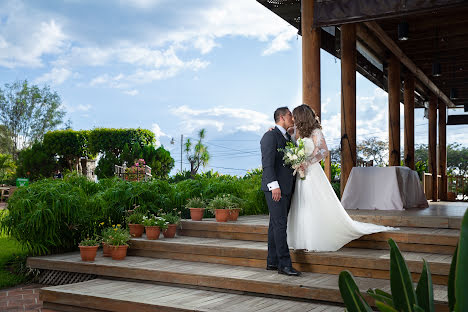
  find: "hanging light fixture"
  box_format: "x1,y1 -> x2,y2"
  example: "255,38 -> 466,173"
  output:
398,22 -> 409,41
450,88 -> 459,100
432,62 -> 441,77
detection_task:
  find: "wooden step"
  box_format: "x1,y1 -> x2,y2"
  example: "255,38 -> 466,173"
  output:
41,278 -> 346,312
179,218 -> 459,254
32,255 -> 449,311
127,236 -> 452,285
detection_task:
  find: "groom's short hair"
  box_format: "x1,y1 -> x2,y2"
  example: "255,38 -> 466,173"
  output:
274,107 -> 290,122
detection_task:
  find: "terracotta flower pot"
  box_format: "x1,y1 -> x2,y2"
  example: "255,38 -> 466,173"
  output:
145,226 -> 161,240
111,245 -> 128,260
228,209 -> 240,221
447,192 -> 456,201
189,208 -> 205,221
163,224 -> 177,238
102,242 -> 112,257
215,209 -> 229,222
79,245 -> 99,261
129,224 -> 144,237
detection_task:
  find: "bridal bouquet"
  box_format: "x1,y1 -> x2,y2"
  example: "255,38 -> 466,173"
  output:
278,139 -> 307,179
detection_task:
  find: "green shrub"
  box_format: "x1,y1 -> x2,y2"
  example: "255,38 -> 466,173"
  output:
79,236 -> 100,247
0,170 -> 269,256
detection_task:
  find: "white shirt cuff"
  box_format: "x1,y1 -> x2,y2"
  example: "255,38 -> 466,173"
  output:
267,181 -> 279,191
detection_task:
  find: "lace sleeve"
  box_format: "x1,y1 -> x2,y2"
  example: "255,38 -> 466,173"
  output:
305,129 -> 329,166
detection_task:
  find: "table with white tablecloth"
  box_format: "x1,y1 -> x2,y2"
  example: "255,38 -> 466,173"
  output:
341,166 -> 429,210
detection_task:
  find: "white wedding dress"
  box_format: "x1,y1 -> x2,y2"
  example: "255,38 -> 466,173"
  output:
287,129 -> 397,252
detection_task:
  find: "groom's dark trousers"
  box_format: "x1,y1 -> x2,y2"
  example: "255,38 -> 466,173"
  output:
260,127 -> 295,270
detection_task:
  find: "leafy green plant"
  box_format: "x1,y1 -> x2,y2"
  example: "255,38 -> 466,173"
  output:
126,212 -> 144,225
163,212 -> 181,225
339,238 -> 434,312
104,225 -> 130,246
185,197 -> 205,209
142,215 -> 168,230
448,208 -> 468,312
208,195 -> 233,211
79,236 -> 100,247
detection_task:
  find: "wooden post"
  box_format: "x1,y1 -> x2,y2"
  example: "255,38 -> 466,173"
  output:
302,0 -> 321,117
404,74 -> 415,170
439,99 -> 447,200
388,54 -> 401,166
429,94 -> 438,201
340,23 -> 356,195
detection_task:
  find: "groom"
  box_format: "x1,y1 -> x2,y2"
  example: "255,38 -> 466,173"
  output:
260,107 -> 301,276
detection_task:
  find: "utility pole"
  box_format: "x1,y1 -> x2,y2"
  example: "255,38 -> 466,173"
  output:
180,134 -> 183,172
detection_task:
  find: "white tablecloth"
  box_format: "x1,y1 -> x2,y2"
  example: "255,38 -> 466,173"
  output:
341,166 -> 429,210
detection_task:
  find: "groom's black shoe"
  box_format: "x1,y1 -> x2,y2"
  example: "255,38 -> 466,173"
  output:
266,264 -> 278,271
278,267 -> 301,276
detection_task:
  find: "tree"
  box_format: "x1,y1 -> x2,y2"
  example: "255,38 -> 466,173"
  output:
448,143 -> 468,176
0,153 -> 16,183
357,137 -> 388,166
16,142 -> 56,181
0,125 -> 14,154
0,80 -> 65,157
185,129 -> 210,177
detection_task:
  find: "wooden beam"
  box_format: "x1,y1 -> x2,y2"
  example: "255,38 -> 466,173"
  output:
439,100 -> 447,201
404,74 -> 415,170
302,0 -> 321,117
340,23 -> 357,196
364,21 -> 456,108
428,94 -> 438,202
388,54 -> 401,167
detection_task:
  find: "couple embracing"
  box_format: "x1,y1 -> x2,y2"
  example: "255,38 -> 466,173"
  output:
260,105 -> 396,277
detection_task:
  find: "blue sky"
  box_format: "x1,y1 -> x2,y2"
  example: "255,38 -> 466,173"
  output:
1,0 -> 466,175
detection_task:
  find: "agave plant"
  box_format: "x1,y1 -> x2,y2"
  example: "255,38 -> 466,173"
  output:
339,208 -> 468,312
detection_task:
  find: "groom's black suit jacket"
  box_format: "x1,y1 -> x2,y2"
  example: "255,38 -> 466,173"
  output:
260,127 -> 295,195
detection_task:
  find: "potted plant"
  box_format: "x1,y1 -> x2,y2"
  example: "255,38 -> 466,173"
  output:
106,225 -> 131,260
126,212 -> 145,237
101,227 -> 114,257
226,194 -> 243,221
162,212 -> 181,238
79,236 -> 100,261
143,215 -> 168,240
208,195 -> 233,222
186,197 -> 205,221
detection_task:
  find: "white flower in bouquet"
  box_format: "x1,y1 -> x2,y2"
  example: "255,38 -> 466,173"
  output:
278,139 -> 307,180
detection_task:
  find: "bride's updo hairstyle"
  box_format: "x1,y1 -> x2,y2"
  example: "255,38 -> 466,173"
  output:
292,104 -> 322,138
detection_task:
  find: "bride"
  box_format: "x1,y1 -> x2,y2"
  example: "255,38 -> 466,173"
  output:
287,104 -> 397,252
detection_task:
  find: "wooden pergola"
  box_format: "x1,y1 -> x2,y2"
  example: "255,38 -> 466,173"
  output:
257,0 -> 468,201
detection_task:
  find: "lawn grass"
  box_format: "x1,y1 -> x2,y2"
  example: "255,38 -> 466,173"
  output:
0,232 -> 28,289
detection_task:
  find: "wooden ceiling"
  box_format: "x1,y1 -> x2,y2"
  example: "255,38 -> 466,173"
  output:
257,0 -> 468,109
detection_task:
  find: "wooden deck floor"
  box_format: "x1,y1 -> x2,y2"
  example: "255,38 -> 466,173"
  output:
42,279 -> 346,312
32,253 -> 448,305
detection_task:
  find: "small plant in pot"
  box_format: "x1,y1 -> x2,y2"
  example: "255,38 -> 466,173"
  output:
208,195 -> 233,222
79,236 -> 100,261
126,212 -> 145,238
225,194 -> 243,221
162,211 -> 181,238
186,197 -> 205,221
101,227 -> 114,257
143,215 -> 168,240
106,225 -> 131,260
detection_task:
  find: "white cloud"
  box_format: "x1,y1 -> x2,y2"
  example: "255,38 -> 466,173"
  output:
151,123 -> 168,146
62,102 -> 92,113
172,105 -> 272,134
0,10 -> 68,68
262,29 -> 297,56
123,89 -> 139,96
35,67 -> 72,85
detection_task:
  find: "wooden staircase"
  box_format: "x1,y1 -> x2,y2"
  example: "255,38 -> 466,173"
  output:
28,214 -> 460,312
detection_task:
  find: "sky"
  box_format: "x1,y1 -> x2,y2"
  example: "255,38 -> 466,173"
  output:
1,0 -> 466,176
